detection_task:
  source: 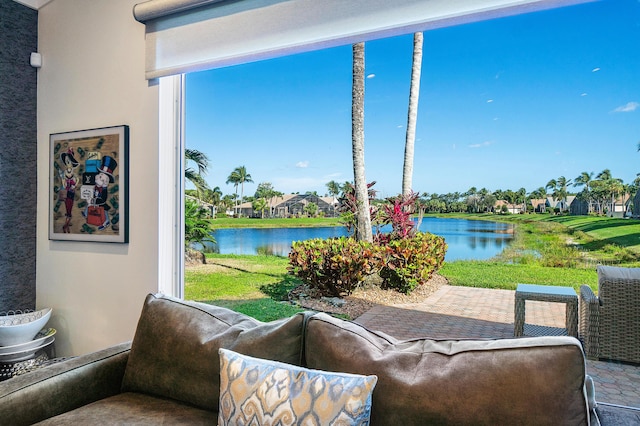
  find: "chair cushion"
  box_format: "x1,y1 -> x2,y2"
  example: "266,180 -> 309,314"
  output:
121,294 -> 306,412
218,348 -> 377,426
305,313 -> 589,425
598,265 -> 640,283
33,392 -> 212,425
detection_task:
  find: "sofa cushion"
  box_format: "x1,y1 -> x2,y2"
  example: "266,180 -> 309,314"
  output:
305,313 -> 589,425
121,294 -> 306,412
218,348 -> 377,426
33,392 -> 212,425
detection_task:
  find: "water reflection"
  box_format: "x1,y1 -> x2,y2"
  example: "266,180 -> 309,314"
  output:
202,218 -> 513,261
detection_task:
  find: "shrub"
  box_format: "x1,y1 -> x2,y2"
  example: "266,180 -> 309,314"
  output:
378,232 -> 447,294
375,192 -> 418,241
288,237 -> 380,296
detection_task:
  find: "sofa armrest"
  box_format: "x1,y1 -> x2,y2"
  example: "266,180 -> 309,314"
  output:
0,341 -> 131,426
579,285 -> 600,359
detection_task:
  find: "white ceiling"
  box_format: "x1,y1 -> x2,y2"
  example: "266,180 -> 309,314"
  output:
12,0 -> 53,10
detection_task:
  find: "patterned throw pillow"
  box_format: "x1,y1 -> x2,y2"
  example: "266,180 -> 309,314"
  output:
218,348 -> 378,426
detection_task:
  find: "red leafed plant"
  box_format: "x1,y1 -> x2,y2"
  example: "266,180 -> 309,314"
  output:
374,192 -> 419,243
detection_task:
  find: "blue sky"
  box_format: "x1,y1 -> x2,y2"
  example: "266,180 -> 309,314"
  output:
186,0 -> 640,199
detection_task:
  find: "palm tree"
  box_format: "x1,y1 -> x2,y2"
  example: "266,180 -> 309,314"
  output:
226,166 -> 253,216
352,42 -> 373,242
546,176 -> 572,212
591,169 -> 625,215
574,171 -> 594,213
326,180 -> 342,197
516,187 -> 527,212
226,170 -> 241,214
206,186 -> 223,216
185,148 -> 210,196
184,198 -> 215,247
252,198 -> 268,218
402,32 -> 423,196
255,182 -> 282,217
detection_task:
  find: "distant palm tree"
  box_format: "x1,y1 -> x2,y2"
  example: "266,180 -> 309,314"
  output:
546,176 -> 572,212
326,180 -> 342,197
402,32 -> 423,196
574,171 -> 594,213
252,198 -> 268,218
226,166 -> 253,216
205,186 -> 223,215
352,42 -> 372,242
185,148 -> 210,196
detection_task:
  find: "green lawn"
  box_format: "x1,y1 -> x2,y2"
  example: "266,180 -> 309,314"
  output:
187,213 -> 640,321
210,217 -> 342,229
440,261 -> 597,293
185,254 -> 304,321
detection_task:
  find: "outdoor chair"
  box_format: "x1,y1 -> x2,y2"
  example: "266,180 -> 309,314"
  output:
579,265 -> 640,364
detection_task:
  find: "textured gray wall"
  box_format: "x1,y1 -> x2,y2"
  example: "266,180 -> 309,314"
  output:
0,2 -> 38,312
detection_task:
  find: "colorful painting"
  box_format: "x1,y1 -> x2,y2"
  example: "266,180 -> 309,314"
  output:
49,125 -> 129,243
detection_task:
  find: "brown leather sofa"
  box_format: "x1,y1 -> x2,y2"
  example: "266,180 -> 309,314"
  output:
0,293 -> 595,425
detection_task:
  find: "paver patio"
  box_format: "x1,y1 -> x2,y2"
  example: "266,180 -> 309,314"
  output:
355,285 -> 640,409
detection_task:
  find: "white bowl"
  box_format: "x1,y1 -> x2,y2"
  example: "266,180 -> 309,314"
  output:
0,328 -> 56,355
0,308 -> 52,346
0,336 -> 55,363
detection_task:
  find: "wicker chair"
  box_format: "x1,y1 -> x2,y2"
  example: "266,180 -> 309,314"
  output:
579,265 -> 640,363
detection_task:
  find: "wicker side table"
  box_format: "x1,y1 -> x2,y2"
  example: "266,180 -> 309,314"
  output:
514,284 -> 578,338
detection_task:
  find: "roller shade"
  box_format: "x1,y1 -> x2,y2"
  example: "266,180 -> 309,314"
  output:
133,0 -> 591,79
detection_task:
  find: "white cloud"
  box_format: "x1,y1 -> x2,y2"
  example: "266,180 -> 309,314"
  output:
581,93 -> 588,97
612,102 -> 639,113
367,73 -> 376,79
486,99 -> 494,103
468,141 -> 493,149
592,67 -> 601,72
296,161 -> 309,168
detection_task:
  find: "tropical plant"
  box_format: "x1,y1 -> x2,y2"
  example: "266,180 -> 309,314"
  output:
351,41 -> 373,242
337,181 -> 378,236
252,198 -> 268,218
226,165 -> 253,216
375,192 -> 419,242
402,32 -> 423,196
325,180 -> 342,197
303,202 -> 318,217
378,232 -> 447,294
546,176 -> 572,212
574,171 -> 594,213
185,148 -> 210,196
255,182 -> 282,217
184,198 -> 214,247
288,237 -> 380,296
594,169 -> 623,215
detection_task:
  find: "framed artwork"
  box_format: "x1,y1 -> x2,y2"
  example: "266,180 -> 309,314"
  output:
49,125 -> 129,243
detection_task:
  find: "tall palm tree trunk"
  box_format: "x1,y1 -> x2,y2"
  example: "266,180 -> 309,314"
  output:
402,32 -> 423,196
352,42 -> 373,242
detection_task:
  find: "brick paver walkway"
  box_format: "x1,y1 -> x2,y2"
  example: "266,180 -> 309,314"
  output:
355,285 -> 640,408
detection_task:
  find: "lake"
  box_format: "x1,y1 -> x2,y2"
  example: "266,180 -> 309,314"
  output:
203,218 -> 513,261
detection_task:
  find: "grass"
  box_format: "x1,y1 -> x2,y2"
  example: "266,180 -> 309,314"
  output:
210,217 -> 342,229
187,213 -> 640,321
185,254 -> 303,321
440,261 -> 597,293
